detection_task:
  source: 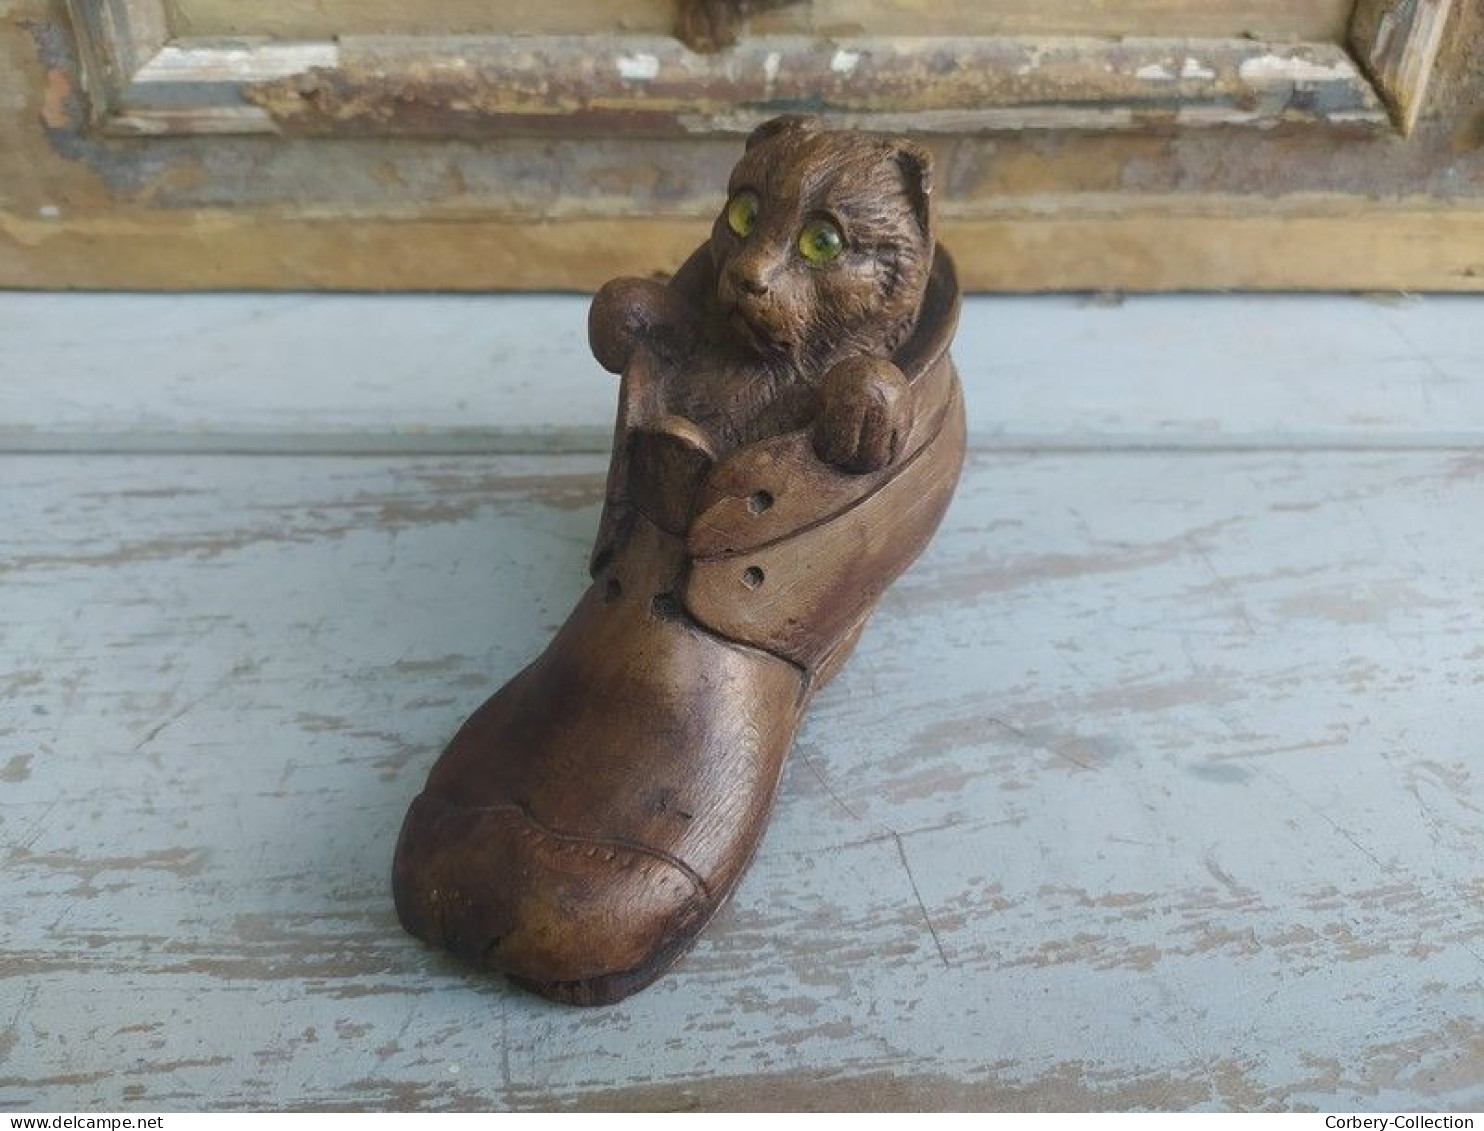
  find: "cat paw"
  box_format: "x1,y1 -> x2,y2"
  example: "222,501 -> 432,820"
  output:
589,278 -> 695,375
811,356 -> 914,474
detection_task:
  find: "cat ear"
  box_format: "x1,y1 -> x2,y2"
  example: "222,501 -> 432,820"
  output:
891,140 -> 935,241
745,114 -> 825,151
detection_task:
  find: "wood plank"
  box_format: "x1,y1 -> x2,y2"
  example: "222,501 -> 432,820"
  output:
165,0 -> 678,39
62,0 -> 170,88
109,36 -> 1384,138
780,0 -> 1356,41
5,205 -> 1484,293
7,0 -> 1484,294
1350,0 -> 1459,134
166,0 -> 1354,43
4,293 -> 1484,454
3,449 -> 1483,1109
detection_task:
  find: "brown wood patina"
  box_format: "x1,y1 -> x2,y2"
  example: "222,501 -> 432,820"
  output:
674,0 -> 806,53
390,115 -> 967,1005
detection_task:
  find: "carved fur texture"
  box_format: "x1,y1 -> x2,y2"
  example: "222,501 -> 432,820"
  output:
714,116 -> 932,358
587,115 -> 937,466
668,115 -> 935,455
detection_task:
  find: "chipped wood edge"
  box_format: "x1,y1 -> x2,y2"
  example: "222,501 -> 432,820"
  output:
111,40 -> 343,134
1348,0 -> 1459,135
64,15 -> 1391,137
63,0 -> 171,125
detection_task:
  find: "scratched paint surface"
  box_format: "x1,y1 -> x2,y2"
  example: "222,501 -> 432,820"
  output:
2,450 -> 1483,1110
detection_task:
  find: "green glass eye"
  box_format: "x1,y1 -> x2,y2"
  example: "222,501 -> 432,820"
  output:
798,218 -> 845,265
726,191 -> 760,238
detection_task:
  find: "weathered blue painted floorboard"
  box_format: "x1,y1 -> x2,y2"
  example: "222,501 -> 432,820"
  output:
3,449 -> 1481,1110
5,293 -> 1484,453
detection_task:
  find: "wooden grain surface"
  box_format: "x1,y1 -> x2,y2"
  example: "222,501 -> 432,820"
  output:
166,0 -> 1353,42
4,444 -> 1483,1110
4,294 -> 1484,1110
5,0 -> 1484,293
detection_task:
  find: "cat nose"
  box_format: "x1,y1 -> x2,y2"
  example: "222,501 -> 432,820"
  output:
726,255 -> 772,298
734,269 -> 769,297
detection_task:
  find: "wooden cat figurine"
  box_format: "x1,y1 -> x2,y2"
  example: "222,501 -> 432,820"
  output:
393,115 -> 965,1005
590,113 -> 936,475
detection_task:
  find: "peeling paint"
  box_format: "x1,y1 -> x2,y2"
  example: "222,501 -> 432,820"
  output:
132,42 -> 342,84
39,67 -> 70,129
2,0 -> 1482,294
615,52 -> 659,81
829,48 -> 861,75
7,445 -> 1484,1109
235,38 -> 1384,141
762,51 -> 781,87
1238,54 -> 1357,84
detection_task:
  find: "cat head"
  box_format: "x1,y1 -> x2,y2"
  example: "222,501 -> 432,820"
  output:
709,115 -> 935,370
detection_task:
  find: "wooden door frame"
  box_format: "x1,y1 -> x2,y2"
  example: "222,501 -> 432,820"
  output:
6,0 -> 1480,292
67,0 -> 1452,139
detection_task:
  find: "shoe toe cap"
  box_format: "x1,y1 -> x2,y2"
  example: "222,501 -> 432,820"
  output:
392,790 -> 708,990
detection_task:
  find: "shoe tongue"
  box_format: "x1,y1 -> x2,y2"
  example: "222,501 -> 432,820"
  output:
626,417 -> 717,536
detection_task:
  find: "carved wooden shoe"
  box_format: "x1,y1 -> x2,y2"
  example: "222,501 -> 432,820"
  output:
393,117 -> 965,1005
